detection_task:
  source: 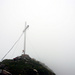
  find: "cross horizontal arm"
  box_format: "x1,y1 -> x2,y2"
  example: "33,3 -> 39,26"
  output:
23,25 -> 29,32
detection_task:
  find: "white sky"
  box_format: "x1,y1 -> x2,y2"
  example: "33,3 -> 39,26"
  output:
0,0 -> 75,75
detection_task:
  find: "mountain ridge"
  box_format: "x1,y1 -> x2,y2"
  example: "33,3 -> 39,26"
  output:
0,54 -> 56,75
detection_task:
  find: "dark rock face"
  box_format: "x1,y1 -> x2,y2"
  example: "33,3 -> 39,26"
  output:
0,54 -> 55,75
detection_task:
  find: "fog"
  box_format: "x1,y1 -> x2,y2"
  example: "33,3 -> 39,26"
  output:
0,0 -> 75,75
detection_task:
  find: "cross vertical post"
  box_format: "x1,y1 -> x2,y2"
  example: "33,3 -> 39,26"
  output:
24,22 -> 26,55
23,22 -> 29,55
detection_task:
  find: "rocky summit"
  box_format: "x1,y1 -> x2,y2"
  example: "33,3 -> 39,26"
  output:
0,54 -> 56,75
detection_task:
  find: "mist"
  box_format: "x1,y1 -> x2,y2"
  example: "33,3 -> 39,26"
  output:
0,0 -> 75,75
